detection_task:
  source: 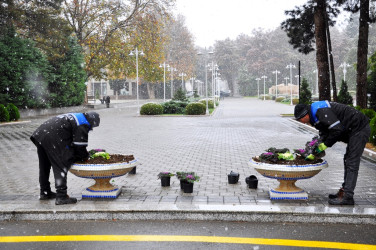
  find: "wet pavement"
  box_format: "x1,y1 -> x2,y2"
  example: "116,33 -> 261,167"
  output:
0,98 -> 375,224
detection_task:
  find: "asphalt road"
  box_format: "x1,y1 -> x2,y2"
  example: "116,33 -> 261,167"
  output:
0,220 -> 375,250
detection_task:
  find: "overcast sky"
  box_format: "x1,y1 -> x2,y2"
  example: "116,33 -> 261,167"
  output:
174,0 -> 321,47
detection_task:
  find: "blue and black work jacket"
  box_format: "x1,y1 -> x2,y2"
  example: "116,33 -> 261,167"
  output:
308,101 -> 369,147
30,113 -> 92,168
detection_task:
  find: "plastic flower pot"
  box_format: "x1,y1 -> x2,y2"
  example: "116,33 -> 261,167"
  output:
161,176 -> 171,187
129,166 -> 136,174
180,179 -> 188,189
228,171 -> 239,184
183,182 -> 194,193
247,175 -> 258,189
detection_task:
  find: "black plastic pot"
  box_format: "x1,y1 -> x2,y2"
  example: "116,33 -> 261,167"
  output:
228,171 -> 239,184
161,176 -> 171,187
228,175 -> 239,184
247,175 -> 258,189
180,179 -> 188,189
183,182 -> 194,193
129,167 -> 136,174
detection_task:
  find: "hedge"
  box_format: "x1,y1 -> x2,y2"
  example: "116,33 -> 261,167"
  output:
140,103 -> 163,115
0,104 -> 10,122
186,102 -> 206,115
6,103 -> 20,121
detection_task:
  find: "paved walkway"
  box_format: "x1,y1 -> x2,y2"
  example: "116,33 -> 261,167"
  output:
0,98 -> 375,224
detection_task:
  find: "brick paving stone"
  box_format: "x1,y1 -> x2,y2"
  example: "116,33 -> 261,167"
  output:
0,98 -> 375,211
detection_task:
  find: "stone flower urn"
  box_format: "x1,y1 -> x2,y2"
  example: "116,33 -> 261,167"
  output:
248,158 -> 328,200
70,156 -> 139,199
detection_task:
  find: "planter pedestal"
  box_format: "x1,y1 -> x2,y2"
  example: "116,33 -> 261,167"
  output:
270,180 -> 308,200
249,158 -> 328,200
83,178 -> 122,198
70,158 -> 139,199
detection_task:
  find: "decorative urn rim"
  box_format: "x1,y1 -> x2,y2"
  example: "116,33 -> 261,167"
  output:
71,158 -> 138,171
249,158 -> 328,172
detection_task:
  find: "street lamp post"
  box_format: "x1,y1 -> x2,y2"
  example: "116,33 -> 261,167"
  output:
272,70 -> 280,98
197,48 -> 214,115
129,47 -> 144,114
286,63 -> 296,105
179,73 -> 187,90
261,75 -> 267,100
339,62 -> 351,81
169,67 -> 176,99
255,78 -> 261,99
295,75 -> 300,99
159,62 -> 169,102
284,77 -> 289,86
313,69 -> 318,95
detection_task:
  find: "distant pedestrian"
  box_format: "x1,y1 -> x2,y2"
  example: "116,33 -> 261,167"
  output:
30,112 -> 100,205
294,101 -> 370,205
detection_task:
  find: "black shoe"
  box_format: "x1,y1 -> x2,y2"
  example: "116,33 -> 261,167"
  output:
39,191 -> 57,200
328,196 -> 354,205
55,196 -> 77,205
328,188 -> 344,199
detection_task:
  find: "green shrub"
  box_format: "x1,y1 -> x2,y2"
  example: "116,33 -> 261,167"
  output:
140,103 -> 163,115
161,100 -> 188,114
275,97 -> 285,102
200,99 -> 214,109
186,102 -> 206,115
0,104 -> 10,122
281,98 -> 290,104
355,106 -> 362,111
292,98 -> 299,105
6,103 -> 20,121
370,116 -> 376,144
361,109 -> 376,120
264,95 -> 272,100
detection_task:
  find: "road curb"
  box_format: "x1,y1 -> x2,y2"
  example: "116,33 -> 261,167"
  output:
1,203 -> 375,225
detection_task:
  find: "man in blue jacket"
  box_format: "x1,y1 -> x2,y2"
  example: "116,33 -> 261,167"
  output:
30,112 -> 100,205
294,101 -> 370,205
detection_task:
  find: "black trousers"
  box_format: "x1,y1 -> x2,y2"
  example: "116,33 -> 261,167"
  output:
342,124 -> 371,197
37,145 -> 68,198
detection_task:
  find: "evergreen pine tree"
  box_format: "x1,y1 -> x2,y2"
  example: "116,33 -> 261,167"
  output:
368,52 -> 376,110
299,78 -> 312,104
337,80 -> 353,105
0,27 -> 52,108
49,35 -> 87,107
172,88 -> 188,102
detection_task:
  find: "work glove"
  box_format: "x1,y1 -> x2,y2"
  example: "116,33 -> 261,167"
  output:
315,143 -> 327,154
305,154 -> 315,161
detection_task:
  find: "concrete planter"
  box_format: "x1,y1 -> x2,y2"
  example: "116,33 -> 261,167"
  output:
249,158 -> 328,200
70,158 -> 139,199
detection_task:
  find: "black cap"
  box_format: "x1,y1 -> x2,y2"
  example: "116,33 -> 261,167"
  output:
85,112 -> 100,128
294,104 -> 309,120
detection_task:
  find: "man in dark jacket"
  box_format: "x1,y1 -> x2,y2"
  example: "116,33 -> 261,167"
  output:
294,101 -> 370,205
30,112 -> 100,205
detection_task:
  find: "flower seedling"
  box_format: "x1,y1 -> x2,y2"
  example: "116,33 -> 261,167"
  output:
158,172 -> 175,179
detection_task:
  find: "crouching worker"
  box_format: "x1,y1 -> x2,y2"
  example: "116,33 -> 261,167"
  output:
30,112 -> 100,205
294,101 -> 370,205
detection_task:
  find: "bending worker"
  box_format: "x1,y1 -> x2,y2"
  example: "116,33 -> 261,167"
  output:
30,112 -> 100,205
294,101 -> 370,205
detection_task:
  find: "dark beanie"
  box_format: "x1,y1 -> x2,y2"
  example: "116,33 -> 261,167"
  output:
294,104 -> 309,120
85,112 -> 100,128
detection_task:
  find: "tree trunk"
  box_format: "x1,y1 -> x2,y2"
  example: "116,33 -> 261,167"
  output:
146,82 -> 156,99
326,14 -> 337,101
356,0 -> 369,108
314,0 -> 331,101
